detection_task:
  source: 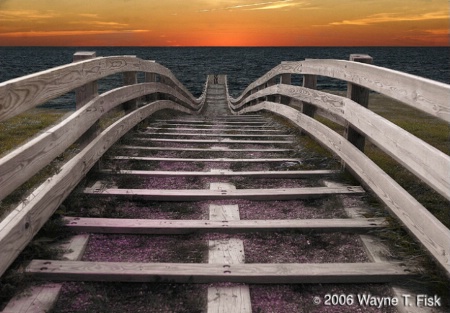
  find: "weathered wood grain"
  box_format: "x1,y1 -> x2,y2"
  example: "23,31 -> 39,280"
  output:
236,101 -> 450,274
142,132 -> 291,137
98,169 -> 338,178
83,186 -> 365,201
117,145 -> 292,152
147,127 -> 283,132
230,59 -> 450,122
26,260 -> 413,283
0,100 -> 194,277
233,84 -> 450,200
134,138 -> 293,144
0,82 -> 197,202
110,156 -> 301,163
2,234 -> 89,313
63,217 -> 385,234
0,56 -> 204,122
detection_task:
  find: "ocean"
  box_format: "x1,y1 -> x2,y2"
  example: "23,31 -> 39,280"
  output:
0,47 -> 449,109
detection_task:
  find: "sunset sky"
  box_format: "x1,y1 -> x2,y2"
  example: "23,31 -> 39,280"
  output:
0,0 -> 448,46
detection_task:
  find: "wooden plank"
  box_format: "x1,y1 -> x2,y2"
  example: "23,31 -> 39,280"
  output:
110,156 -> 301,163
117,145 -> 292,152
147,127 -> 283,132
237,101 -> 450,274
230,59 -> 450,122
133,138 -> 293,144
26,260 -> 414,283
2,234 -> 89,313
99,169 -> 338,178
209,204 -> 240,220
156,120 -> 266,124
83,186 -> 365,201
236,84 -> 450,201
208,239 -> 245,264
0,100 -> 194,277
1,284 -> 62,313
148,123 -> 275,129
142,132 -> 291,138
63,217 -> 385,234
0,56 -> 201,122
208,286 -> 251,313
0,82 -> 198,202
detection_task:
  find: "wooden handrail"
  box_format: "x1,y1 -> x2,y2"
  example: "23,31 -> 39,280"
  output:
0,82 -> 201,202
229,59 -> 450,122
233,101 -> 450,274
0,56 -> 203,122
229,84 -> 450,201
0,100 -> 195,277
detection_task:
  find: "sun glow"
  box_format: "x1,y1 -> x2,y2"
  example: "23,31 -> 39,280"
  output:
0,0 -> 448,46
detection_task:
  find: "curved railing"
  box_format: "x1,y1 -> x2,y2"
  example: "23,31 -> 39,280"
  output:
228,55 -> 450,274
0,53 -> 207,277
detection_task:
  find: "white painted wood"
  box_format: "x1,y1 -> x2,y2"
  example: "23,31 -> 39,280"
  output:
0,100 -> 193,277
0,82 -> 199,202
233,84 -> 450,200
230,59 -> 450,122
236,101 -> 450,274
26,260 -> 413,283
63,217 -> 385,234
83,186 -> 365,201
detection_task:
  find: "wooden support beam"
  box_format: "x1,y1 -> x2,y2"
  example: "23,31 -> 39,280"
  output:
26,260 -> 414,284
73,51 -> 100,147
123,58 -> 138,112
147,127 -> 283,132
63,217 -> 386,234
345,54 -> 373,152
83,186 -> 365,201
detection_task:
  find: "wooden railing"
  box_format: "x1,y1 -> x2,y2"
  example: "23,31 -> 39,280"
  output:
0,52 -> 207,277
227,54 -> 450,274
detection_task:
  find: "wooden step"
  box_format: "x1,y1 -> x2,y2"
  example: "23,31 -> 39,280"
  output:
147,127 -> 283,132
110,156 -> 301,163
156,120 -> 266,125
83,186 -> 365,201
148,123 -> 275,129
141,132 -> 292,138
27,260 -> 413,284
64,217 -> 386,234
98,169 -> 339,178
133,138 -> 293,144
118,145 -> 293,152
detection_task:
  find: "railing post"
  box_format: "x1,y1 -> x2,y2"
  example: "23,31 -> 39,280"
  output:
144,61 -> 157,102
278,73 -> 291,104
123,56 -> 138,112
73,51 -> 100,146
345,54 -> 373,152
302,74 -> 317,117
73,52 -> 98,109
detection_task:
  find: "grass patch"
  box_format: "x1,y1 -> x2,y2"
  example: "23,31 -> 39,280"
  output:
0,108 -> 70,157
